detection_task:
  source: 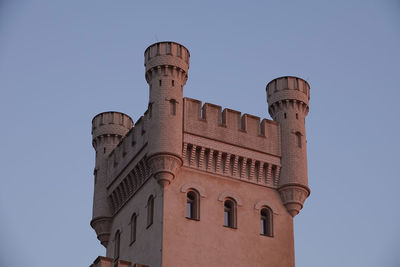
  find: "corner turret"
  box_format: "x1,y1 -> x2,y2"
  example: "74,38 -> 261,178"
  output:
91,111 -> 133,246
144,42 -> 190,186
266,76 -> 310,217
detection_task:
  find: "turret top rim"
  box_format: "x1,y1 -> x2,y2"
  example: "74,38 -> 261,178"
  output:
91,111 -> 133,124
144,41 -> 190,56
266,76 -> 310,88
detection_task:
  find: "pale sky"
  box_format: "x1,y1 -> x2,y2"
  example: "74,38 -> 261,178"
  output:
0,1 -> 399,266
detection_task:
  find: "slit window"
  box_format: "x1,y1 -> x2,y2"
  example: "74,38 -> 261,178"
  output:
186,190 -> 200,220
296,132 -> 302,148
170,99 -> 177,115
130,213 -> 137,244
114,230 -> 120,260
147,195 -> 154,228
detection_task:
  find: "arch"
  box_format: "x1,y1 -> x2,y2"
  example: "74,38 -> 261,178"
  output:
147,195 -> 154,228
223,198 -> 237,228
186,190 -> 200,220
218,191 -> 243,206
260,206 -> 273,237
254,200 -> 279,214
180,183 -> 207,197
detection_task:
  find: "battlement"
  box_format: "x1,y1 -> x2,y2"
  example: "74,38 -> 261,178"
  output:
266,76 -> 310,107
183,98 -> 280,156
92,112 -> 133,142
144,41 -> 190,75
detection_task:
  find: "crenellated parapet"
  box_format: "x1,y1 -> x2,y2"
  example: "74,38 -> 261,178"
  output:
92,111 -> 134,160
183,98 -> 281,156
144,41 -> 189,84
92,111 -> 133,144
267,76 -> 310,120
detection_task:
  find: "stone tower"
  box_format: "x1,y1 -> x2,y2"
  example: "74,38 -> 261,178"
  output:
89,42 -> 311,267
266,77 -> 310,217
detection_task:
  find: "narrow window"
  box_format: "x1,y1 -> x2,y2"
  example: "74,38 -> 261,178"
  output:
114,230 -> 120,260
159,80 -> 162,86
224,198 -> 237,228
296,113 -> 298,120
260,207 -> 273,237
284,113 -> 287,119
186,190 -> 200,220
148,102 -> 153,118
104,147 -> 106,154
130,213 -> 137,244
147,195 -> 154,228
170,99 -> 176,115
296,132 -> 302,148
172,80 -> 175,87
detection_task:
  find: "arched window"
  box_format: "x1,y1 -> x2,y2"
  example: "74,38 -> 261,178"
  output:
130,213 -> 137,244
147,195 -> 154,228
186,190 -> 200,220
260,207 -> 273,237
224,198 -> 237,228
114,230 -> 120,260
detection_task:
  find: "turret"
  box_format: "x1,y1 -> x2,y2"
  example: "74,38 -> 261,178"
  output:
91,111 -> 133,246
266,76 -> 310,217
144,42 -> 190,186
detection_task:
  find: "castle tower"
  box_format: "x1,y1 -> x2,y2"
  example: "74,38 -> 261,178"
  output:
266,76 -> 310,216
91,112 -> 133,246
144,42 -> 190,186
89,43 -> 312,267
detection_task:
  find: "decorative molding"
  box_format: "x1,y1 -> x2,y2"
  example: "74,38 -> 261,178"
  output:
254,200 -> 279,215
108,157 -> 151,214
182,142 -> 281,188
147,154 -> 182,186
217,191 -> 243,206
278,184 -> 310,217
180,183 -> 207,197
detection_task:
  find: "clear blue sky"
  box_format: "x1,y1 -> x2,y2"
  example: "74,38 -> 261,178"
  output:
0,1 -> 399,266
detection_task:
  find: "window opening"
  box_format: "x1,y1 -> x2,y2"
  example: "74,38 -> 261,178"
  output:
186,190 -> 200,220
147,195 -> 154,228
224,199 -> 236,228
114,230 -> 120,260
296,132 -> 302,148
130,213 -> 137,244
170,99 -> 176,115
260,207 -> 273,236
